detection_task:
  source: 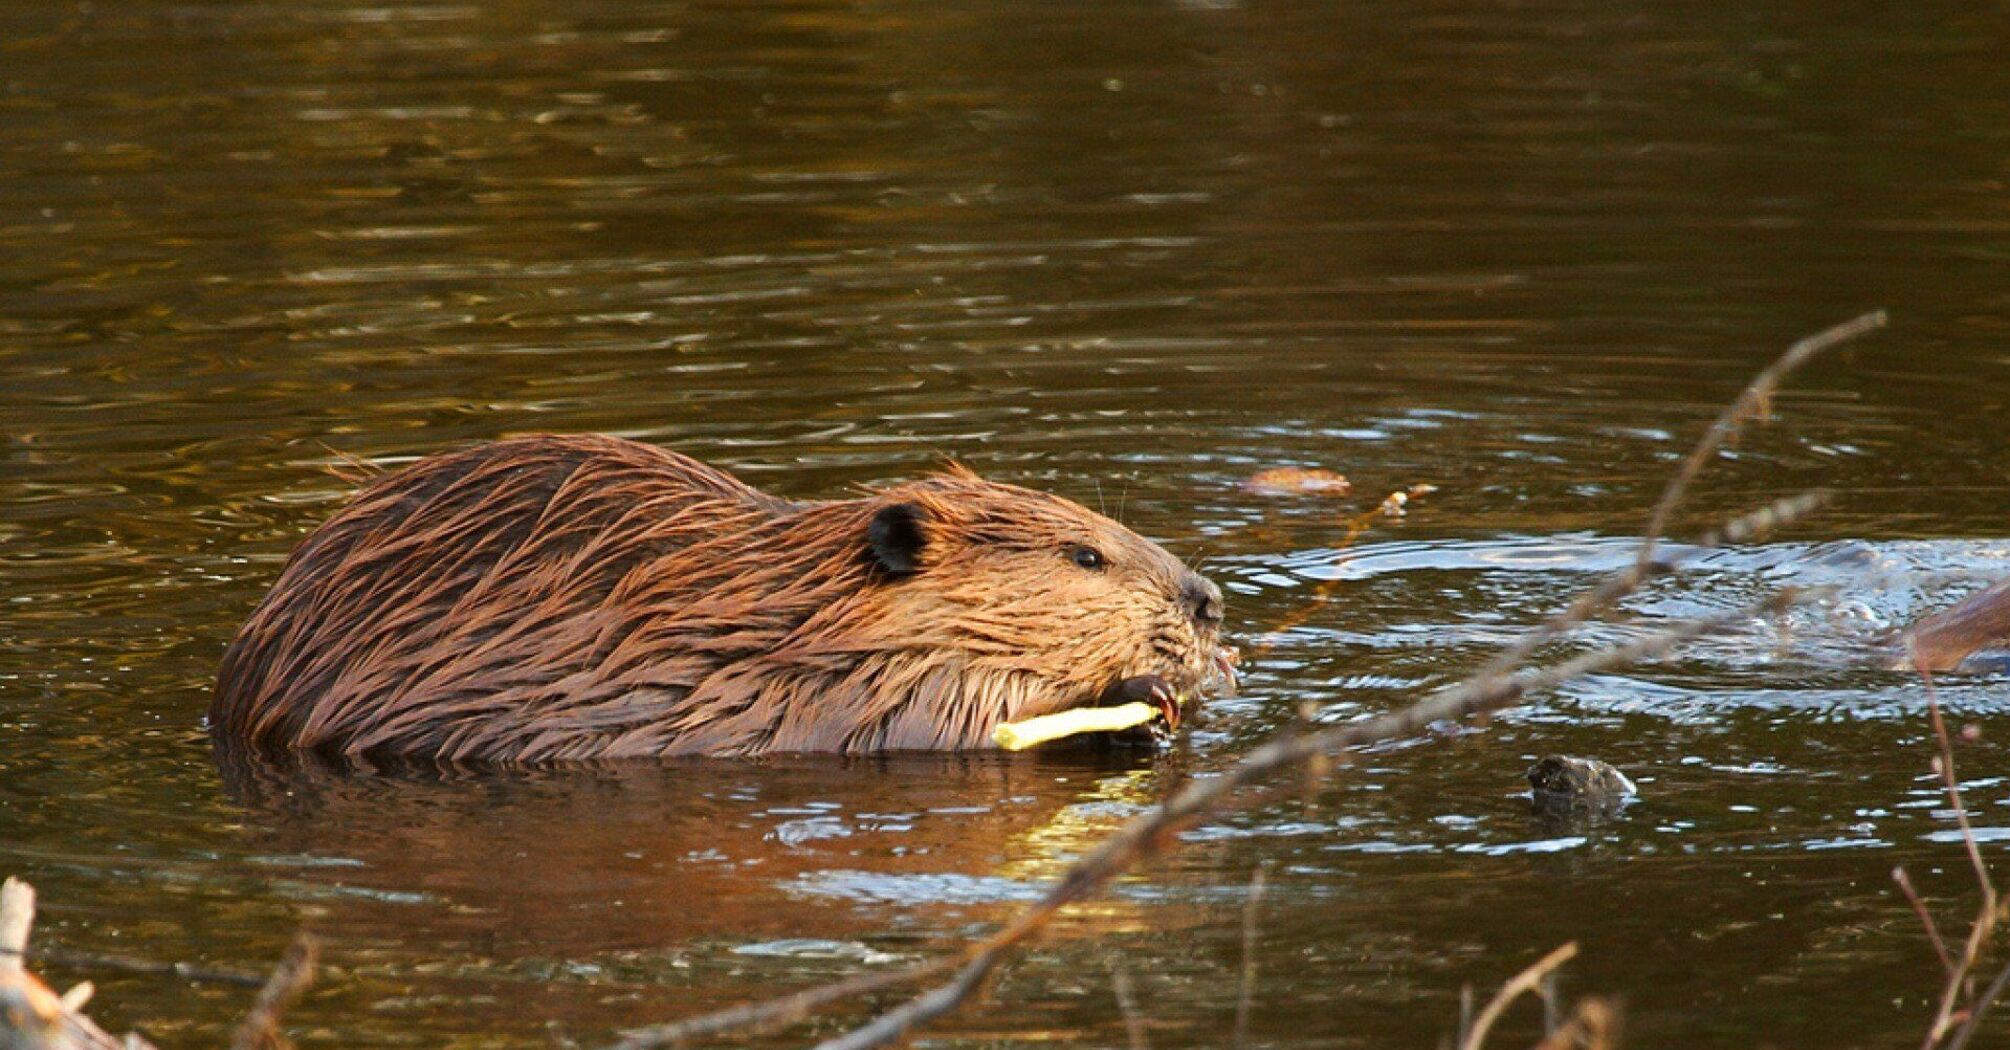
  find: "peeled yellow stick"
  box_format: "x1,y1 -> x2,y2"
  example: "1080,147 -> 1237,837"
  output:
992,702 -> 1159,751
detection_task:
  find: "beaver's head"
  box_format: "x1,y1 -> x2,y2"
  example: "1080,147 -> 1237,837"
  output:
813,468 -> 1231,747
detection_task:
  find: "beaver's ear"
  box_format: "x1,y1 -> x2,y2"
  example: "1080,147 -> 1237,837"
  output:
868,502 -> 928,576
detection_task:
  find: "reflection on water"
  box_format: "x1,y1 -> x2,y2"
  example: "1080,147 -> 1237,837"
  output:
3,0 -> 2010,1045
213,746 -> 1185,951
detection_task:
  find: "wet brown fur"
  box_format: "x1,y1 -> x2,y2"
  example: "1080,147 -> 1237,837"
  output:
213,435 -> 1225,761
1897,578 -> 2010,672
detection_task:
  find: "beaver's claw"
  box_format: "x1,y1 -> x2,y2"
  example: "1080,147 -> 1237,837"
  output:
1105,674 -> 1182,733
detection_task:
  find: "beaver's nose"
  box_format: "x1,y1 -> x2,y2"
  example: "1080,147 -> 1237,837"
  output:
1181,574 -> 1223,628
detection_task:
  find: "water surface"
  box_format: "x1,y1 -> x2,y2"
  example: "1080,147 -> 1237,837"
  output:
4,0 -> 2010,1046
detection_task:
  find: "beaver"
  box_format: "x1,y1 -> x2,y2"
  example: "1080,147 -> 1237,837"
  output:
211,434 -> 1233,761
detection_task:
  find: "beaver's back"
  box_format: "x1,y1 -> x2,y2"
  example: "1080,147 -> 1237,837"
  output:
212,434 -> 790,755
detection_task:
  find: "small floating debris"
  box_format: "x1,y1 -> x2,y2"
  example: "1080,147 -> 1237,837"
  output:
1377,483 -> 1438,518
1527,755 -> 1638,817
1242,467 -> 1352,498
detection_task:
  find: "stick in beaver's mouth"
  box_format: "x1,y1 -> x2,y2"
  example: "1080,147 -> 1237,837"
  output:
992,703 -> 1162,751
991,646 -> 1240,751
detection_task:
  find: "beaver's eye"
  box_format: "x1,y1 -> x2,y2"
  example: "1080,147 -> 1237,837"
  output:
1068,545 -> 1106,571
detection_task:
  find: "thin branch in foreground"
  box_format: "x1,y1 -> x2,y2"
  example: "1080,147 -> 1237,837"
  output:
1233,865 -> 1268,1049
1476,309 -> 1884,686
1254,482 -> 1440,653
1538,970 -> 1562,1035
612,316 -> 1875,1050
0,879 -> 30,976
1894,865 -> 1958,980
1457,942 -> 1577,1050
0,877 -> 159,1050
316,441 -> 383,485
1948,956 -> 2010,1050
2,877 -> 317,1050
1108,963 -> 1150,1050
805,952 -> 997,1050
1906,653 -> 2006,1050
1921,666 -> 1995,925
228,934 -> 319,1050
1635,310 -> 1885,569
607,959 -> 962,1048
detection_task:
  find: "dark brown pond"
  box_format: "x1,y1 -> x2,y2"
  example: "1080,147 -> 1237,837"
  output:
5,0 -> 2010,1046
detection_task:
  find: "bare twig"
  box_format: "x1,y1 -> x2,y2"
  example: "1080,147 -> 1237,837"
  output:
1233,865 -> 1269,1048
1693,491 -> 1833,549
1921,667 -> 1994,923
808,953 -> 996,1050
0,877 -> 160,1050
0,878 -> 31,977
1256,483 -> 1439,651
1476,310 -> 1884,685
1907,654 -> 2005,1050
1894,866 -> 1959,980
608,961 -> 962,1048
317,441 -> 382,484
3,877 -> 317,1050
1636,310 -> 1884,566
1109,964 -> 1150,1050
1948,957 -> 2010,1050
1458,943 -> 1578,1050
228,935 -> 319,1050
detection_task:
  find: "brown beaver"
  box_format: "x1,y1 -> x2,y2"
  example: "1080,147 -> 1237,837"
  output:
211,434 -> 1232,761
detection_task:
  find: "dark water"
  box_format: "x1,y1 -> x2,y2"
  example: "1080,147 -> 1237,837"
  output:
4,0 -> 2010,1045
